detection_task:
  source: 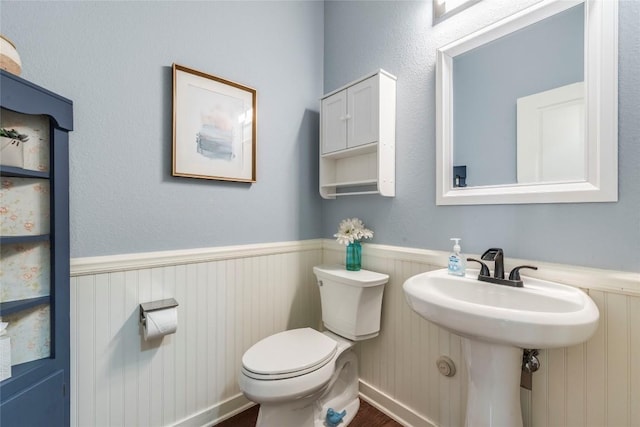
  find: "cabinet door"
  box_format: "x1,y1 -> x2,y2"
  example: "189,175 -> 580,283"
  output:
1,370 -> 65,426
321,90 -> 348,154
347,75 -> 379,148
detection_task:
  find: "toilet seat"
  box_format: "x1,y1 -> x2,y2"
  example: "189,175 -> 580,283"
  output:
242,328 -> 338,380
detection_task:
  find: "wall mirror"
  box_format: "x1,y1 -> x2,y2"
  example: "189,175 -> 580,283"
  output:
436,0 -> 618,205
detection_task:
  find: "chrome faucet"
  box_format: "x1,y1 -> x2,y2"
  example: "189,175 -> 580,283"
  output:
467,248 -> 538,287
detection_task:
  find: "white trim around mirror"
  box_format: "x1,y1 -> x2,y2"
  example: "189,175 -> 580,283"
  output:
435,0 -> 618,205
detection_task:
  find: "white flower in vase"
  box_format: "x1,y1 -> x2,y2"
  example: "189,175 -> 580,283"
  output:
334,217 -> 374,245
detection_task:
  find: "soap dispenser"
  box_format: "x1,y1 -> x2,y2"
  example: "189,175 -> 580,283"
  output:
448,238 -> 466,276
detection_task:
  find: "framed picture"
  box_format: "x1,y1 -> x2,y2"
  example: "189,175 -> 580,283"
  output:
172,63 -> 257,182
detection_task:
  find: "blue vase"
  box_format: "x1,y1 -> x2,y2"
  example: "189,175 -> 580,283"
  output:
346,241 -> 362,271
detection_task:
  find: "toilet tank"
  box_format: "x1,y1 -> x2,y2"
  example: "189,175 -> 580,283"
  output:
313,265 -> 389,341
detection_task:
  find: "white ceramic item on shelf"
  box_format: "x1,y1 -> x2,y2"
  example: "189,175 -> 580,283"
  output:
0,136 -> 25,168
0,35 -> 22,76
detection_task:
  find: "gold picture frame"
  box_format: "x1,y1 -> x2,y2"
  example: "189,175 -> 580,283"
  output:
172,63 -> 256,182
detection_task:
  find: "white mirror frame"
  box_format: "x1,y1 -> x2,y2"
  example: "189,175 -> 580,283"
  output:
436,0 -> 618,205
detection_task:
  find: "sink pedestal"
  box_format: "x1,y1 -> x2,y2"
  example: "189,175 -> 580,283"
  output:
403,269 -> 599,427
462,338 -> 523,427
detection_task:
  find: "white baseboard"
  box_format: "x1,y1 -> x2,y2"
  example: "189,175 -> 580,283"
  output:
359,380 -> 437,427
173,381 -> 431,427
173,393 -> 256,427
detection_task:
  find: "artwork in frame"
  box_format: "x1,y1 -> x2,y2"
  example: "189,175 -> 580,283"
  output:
172,63 -> 257,182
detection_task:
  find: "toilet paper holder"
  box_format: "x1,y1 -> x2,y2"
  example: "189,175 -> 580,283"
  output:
139,298 -> 179,327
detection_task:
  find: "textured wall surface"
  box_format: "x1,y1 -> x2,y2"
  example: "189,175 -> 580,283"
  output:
1,1 -> 324,257
3,0 -> 637,267
322,0 -> 640,272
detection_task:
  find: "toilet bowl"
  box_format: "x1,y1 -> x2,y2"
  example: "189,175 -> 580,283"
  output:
239,328 -> 359,426
238,265 -> 389,427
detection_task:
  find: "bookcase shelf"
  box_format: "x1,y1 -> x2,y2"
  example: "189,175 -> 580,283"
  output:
0,296 -> 50,316
0,165 -> 49,179
0,69 -> 72,426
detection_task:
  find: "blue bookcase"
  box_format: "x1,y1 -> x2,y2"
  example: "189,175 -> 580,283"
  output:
0,70 -> 73,426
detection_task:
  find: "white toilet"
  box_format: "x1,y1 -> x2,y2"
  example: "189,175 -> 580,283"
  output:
238,264 -> 389,427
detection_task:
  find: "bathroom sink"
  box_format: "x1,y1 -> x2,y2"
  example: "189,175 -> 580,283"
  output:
403,268 -> 600,426
403,268 -> 599,349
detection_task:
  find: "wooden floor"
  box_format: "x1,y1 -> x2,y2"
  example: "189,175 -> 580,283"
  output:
215,399 -> 402,427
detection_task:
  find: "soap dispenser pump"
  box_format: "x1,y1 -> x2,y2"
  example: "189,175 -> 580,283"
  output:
448,238 -> 466,277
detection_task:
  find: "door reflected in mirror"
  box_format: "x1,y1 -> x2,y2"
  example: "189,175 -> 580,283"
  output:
516,81 -> 585,184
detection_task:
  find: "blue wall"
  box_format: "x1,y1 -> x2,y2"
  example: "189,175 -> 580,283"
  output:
1,1 -> 324,257
323,0 -> 639,272
3,1 -> 638,272
453,3 -> 584,186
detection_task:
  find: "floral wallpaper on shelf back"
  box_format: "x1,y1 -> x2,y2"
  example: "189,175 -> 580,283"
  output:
0,241 -> 50,303
0,177 -> 50,236
4,304 -> 51,365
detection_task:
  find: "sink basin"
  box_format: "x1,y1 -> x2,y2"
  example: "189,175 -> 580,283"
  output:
403,268 -> 599,349
403,268 -> 599,427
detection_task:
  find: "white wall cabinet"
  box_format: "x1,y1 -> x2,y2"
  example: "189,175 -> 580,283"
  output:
319,70 -> 396,198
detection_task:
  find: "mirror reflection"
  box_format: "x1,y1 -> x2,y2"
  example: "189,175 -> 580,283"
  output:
452,3 -> 584,187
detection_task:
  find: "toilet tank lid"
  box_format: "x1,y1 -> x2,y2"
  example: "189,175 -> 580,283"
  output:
313,265 -> 389,287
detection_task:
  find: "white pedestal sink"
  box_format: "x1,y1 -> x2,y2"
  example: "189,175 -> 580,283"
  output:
403,269 -> 599,427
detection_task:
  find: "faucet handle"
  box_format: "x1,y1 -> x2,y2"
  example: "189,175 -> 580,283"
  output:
508,265 -> 538,281
467,258 -> 490,277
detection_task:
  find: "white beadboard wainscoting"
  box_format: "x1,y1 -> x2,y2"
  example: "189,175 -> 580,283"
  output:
322,241 -> 640,427
70,240 -> 323,427
70,239 -> 640,427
